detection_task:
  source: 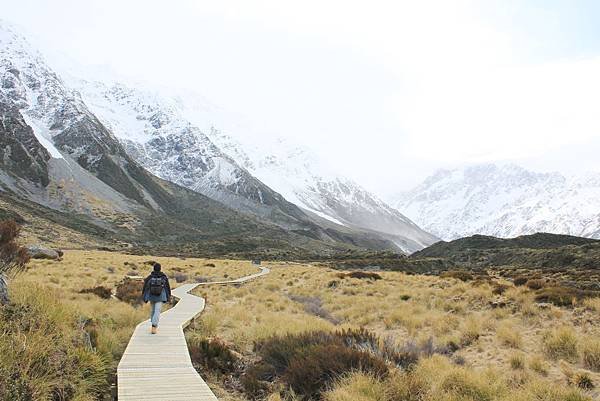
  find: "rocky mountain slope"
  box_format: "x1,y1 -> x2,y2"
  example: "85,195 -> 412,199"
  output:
0,22 -> 398,256
0,21 -> 437,256
394,163 -> 600,241
205,130 -> 438,252
65,71 -> 436,252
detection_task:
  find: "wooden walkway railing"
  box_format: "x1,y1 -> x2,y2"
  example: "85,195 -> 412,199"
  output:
117,267 -> 270,400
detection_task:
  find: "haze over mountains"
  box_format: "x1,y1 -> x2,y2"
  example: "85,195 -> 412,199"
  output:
0,21 -> 436,255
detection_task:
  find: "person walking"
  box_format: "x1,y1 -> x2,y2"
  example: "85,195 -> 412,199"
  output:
142,263 -> 171,334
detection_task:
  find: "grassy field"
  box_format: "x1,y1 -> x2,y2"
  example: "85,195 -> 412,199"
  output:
4,249 -> 600,400
189,262 -> 600,401
2,250 -> 263,401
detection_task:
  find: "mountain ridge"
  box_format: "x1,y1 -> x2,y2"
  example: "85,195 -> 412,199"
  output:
394,163 -> 600,241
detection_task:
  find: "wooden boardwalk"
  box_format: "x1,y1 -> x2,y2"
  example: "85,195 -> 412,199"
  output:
117,267 -> 270,401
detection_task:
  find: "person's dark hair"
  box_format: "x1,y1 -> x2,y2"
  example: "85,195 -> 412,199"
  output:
153,263 -> 161,272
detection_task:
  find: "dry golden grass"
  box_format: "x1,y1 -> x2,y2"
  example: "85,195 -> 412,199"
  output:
6,249 -> 267,399
9,250 -> 600,400
190,263 -> 600,400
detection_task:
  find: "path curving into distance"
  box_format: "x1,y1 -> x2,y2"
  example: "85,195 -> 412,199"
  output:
117,266 -> 270,401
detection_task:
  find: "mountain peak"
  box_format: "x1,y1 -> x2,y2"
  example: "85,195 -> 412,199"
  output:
395,163 -> 600,241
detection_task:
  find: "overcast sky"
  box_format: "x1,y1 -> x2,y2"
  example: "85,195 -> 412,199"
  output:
4,0 -> 600,195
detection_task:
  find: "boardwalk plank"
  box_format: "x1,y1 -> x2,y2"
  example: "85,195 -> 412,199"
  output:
117,267 -> 269,401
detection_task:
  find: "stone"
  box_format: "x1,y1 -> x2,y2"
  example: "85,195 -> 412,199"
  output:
26,245 -> 60,260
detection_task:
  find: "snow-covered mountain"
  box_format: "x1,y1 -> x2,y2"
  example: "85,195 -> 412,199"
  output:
66,75 -> 436,252
393,163 -> 600,241
205,130 -> 438,251
0,20 -> 406,254
0,21 -> 436,252
66,78 -> 321,231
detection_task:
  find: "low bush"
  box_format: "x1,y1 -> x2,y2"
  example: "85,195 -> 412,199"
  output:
526,279 -> 545,290
513,276 -> 528,286
440,270 -> 474,282
174,272 -> 189,283
79,286 -> 112,299
115,276 -> 144,306
533,286 -> 600,307
244,329 -> 394,400
188,336 -> 239,374
492,283 -> 510,295
337,271 -> 382,280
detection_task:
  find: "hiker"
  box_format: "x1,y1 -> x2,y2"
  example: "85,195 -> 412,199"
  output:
142,263 -> 171,334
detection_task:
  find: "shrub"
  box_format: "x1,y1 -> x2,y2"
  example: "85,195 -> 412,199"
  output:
79,286 -> 112,299
441,270 -> 474,282
115,276 -> 144,305
526,279 -> 545,290
581,337 -> 600,372
283,344 -> 388,399
337,271 -> 382,280
492,283 -> 510,295
188,336 -> 238,374
542,327 -> 579,361
534,287 -> 581,307
174,272 -> 189,283
0,220 -> 30,304
245,329 -> 392,399
513,276 -> 528,286
205,263 -> 216,267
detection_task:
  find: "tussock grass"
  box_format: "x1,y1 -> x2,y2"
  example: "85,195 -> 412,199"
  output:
581,337 -> 600,372
542,326 -> 579,361
496,321 -> 523,348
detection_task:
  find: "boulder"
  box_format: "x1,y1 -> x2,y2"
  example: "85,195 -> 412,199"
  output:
26,245 -> 60,260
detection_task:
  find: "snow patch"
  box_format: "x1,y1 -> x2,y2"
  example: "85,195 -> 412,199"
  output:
20,114 -> 64,159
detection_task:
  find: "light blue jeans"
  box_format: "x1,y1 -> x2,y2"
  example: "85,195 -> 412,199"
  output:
150,301 -> 163,327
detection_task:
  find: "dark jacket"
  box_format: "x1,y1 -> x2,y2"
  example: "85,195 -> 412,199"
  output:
142,271 -> 171,303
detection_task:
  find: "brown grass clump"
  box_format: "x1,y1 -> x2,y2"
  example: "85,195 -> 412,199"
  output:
0,219 -> 30,304
79,286 -> 112,299
533,286 -> 598,307
525,279 -> 545,290
513,276 -> 528,286
337,271 -> 382,280
440,270 -> 474,282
